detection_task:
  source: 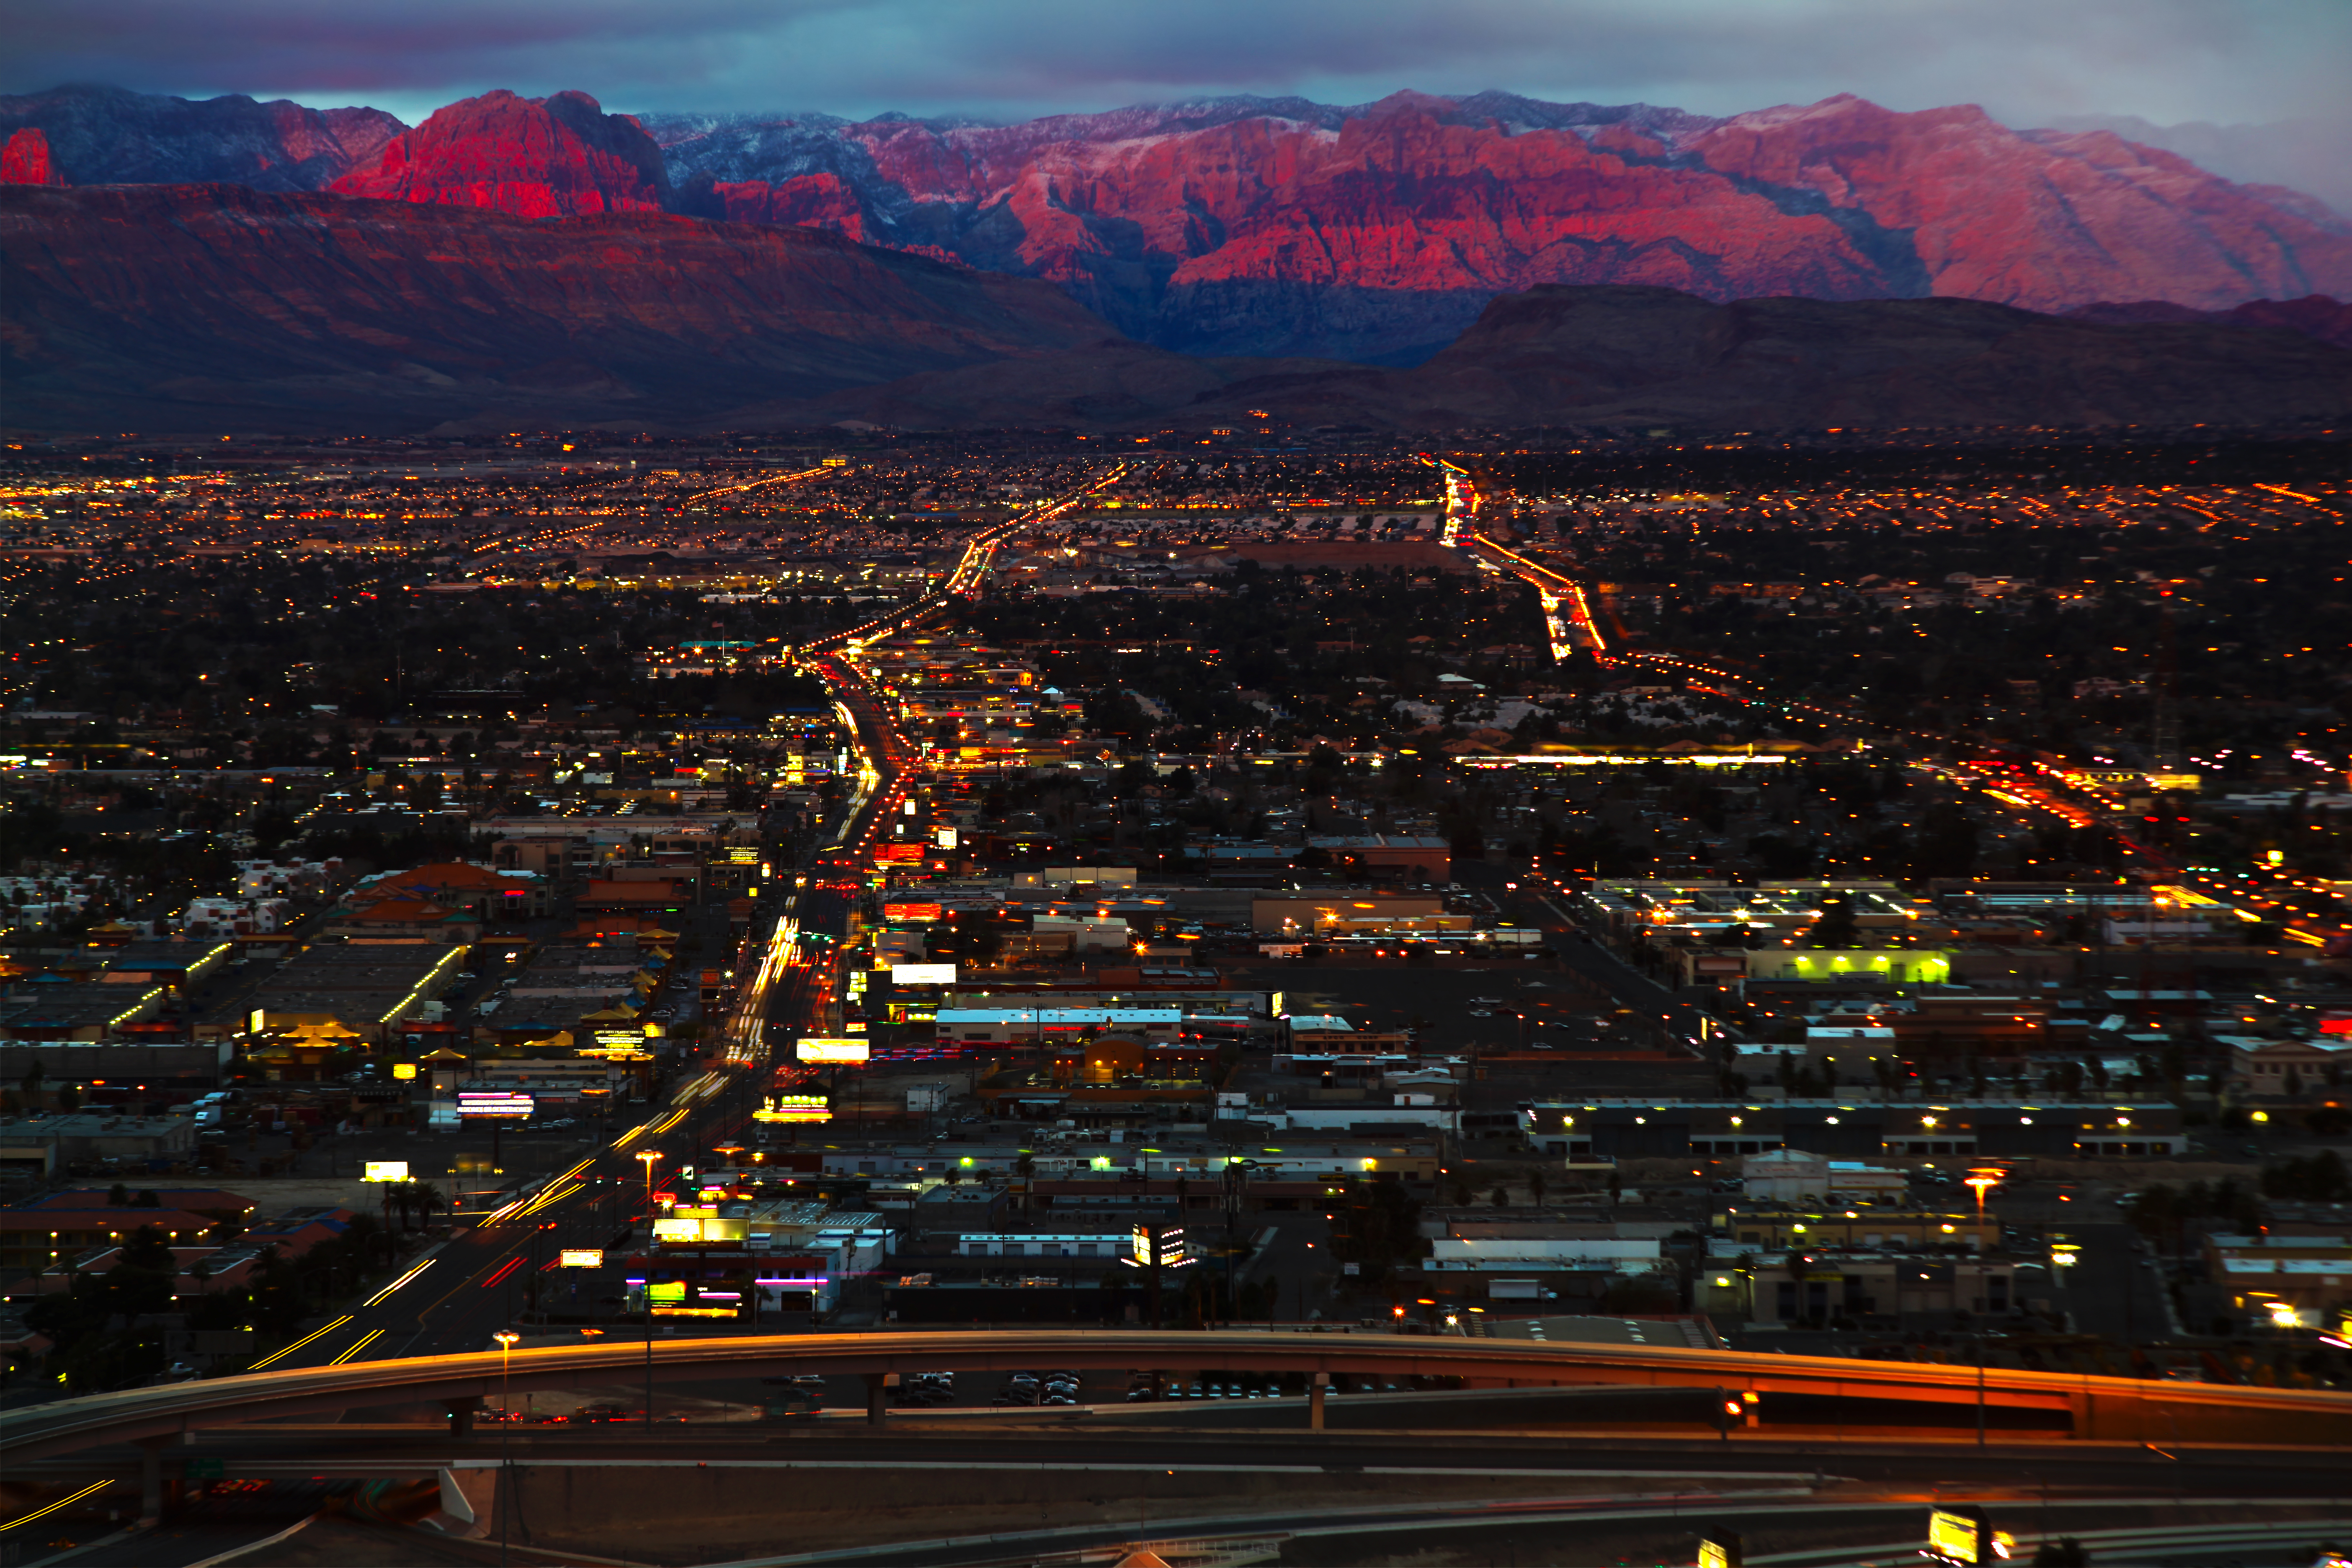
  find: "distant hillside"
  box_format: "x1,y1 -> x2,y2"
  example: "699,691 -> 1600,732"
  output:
749,285 -> 2352,434
0,183 -> 1114,433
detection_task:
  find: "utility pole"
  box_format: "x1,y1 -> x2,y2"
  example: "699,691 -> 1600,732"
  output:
637,1149 -> 662,1429
493,1329 -> 518,1568
1977,1330 -> 1987,1448
2151,608 -> 2180,772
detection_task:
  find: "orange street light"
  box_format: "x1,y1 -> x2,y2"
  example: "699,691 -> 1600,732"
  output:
1964,1167 -> 2001,1228
636,1148 -> 663,1220
493,1328 -> 519,1405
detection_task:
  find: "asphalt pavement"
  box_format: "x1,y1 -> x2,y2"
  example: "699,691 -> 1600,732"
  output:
21,1428 -> 2347,1568
2054,1220 -> 2178,1341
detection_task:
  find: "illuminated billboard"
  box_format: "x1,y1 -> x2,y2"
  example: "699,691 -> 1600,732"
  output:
754,1094 -> 831,1123
796,1038 -> 870,1063
456,1092 -> 534,1119
882,901 -> 942,921
363,1161 -> 410,1183
558,1248 -> 604,1268
1925,1508 -> 2002,1566
934,827 -> 959,850
1128,1223 -> 1190,1268
654,1211 -> 748,1246
890,963 -> 957,986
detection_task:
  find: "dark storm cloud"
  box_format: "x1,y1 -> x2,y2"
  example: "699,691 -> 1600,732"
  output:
3,0 -> 2343,130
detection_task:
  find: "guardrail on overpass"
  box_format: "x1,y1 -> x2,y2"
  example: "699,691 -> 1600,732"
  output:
7,1331 -> 2349,1461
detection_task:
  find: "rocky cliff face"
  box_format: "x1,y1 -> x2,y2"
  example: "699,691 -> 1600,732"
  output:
2,128 -> 62,185
0,183 -> 1113,432
652,90 -> 2352,359
331,90 -> 671,218
0,84 -> 402,189
1684,95 -> 2349,316
661,92 -> 1916,358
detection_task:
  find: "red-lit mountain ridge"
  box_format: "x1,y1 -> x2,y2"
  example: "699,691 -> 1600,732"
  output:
14,83 -> 2344,364
331,90 -> 670,218
645,90 -> 2352,359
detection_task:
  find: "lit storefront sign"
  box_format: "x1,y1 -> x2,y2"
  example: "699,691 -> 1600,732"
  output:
456,1092 -> 534,1119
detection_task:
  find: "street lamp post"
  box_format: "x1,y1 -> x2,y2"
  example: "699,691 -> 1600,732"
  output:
493,1328 -> 519,1568
636,1149 -> 662,1430
1964,1168 -> 2000,1230
1963,1168 -> 2002,1448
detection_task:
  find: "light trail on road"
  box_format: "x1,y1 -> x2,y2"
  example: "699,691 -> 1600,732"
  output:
247,1315 -> 350,1371
684,465 -> 828,505
360,1262 -> 433,1307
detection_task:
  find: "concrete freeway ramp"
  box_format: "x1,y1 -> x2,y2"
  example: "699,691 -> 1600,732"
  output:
5,1329 -> 2349,1462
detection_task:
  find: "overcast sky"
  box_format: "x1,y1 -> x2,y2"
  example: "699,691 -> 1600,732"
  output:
5,0 -> 2344,130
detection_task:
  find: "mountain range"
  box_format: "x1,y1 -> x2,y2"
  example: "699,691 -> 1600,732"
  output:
7,82 -> 2351,364
2,83 -> 2349,433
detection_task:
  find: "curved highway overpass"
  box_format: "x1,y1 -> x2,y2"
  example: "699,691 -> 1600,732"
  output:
6,1329 -> 2347,1461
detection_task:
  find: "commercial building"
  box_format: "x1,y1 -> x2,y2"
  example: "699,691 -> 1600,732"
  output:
0,1112 -> 198,1183
934,1007 -> 1184,1046
1248,894 -> 1462,937
1737,1148 -> 1908,1203
2205,1231 -> 2352,1327
1714,1203 -> 1999,1252
1520,1099 -> 2189,1161
1700,1249 -> 2024,1326
1302,834 -> 1451,883
0,983 -> 166,1043
629,1199 -> 891,1317
803,1136 -> 1442,1184
2,1204 -> 358,1300
97,940 -> 236,992
2231,1037 -> 2352,1093
482,815 -> 760,882
0,1038 -> 232,1086
0,1199 -> 226,1274
1573,879 -> 1925,941
245,942 -> 468,1053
